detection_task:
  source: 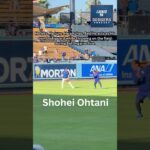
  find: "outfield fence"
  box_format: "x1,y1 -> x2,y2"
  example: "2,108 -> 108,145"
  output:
33,62 -> 117,80
0,40 -> 32,88
118,39 -> 150,85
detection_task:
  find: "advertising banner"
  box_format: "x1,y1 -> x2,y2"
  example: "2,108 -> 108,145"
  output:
82,63 -> 117,78
118,39 -> 150,84
0,40 -> 32,88
33,64 -> 77,79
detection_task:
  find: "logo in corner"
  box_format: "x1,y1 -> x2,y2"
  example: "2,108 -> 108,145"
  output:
91,5 -> 113,27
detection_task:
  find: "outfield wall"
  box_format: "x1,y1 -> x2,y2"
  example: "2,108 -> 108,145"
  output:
33,62 -> 117,80
0,40 -> 32,88
118,39 -> 150,85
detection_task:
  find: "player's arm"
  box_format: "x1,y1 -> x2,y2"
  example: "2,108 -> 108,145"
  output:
140,61 -> 150,67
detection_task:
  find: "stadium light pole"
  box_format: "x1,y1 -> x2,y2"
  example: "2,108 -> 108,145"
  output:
69,0 -> 75,32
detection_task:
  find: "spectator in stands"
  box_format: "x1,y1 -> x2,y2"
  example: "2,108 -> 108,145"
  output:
62,51 -> 66,61
42,46 -> 48,54
91,50 -> 96,57
84,49 -> 88,55
6,21 -> 18,36
33,56 -> 39,63
77,53 -> 84,60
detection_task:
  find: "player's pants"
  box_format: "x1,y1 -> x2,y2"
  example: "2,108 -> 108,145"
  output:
62,78 -> 74,89
94,80 -> 102,88
136,91 -> 150,103
135,91 -> 150,117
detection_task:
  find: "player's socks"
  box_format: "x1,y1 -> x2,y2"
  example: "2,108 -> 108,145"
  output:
68,82 -> 74,89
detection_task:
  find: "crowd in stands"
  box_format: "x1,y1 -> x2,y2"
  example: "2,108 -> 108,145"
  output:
4,22 -> 31,37
33,28 -> 117,62
33,43 -> 109,63
33,20 -> 116,63
5,21 -> 28,37
10,0 -> 20,11
0,0 -> 31,37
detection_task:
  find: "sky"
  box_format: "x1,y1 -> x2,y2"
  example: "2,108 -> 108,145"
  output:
48,0 -> 117,12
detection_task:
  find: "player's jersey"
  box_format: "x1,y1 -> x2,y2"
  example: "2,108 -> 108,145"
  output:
93,72 -> 100,82
63,70 -> 69,79
133,65 -> 150,92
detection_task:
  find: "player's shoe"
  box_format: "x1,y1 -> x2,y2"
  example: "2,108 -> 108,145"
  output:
136,113 -> 143,120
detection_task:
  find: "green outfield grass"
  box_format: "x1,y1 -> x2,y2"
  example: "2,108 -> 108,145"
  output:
118,91 -> 150,150
34,79 -> 117,150
0,95 -> 32,149
33,79 -> 117,96
34,80 -> 150,150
